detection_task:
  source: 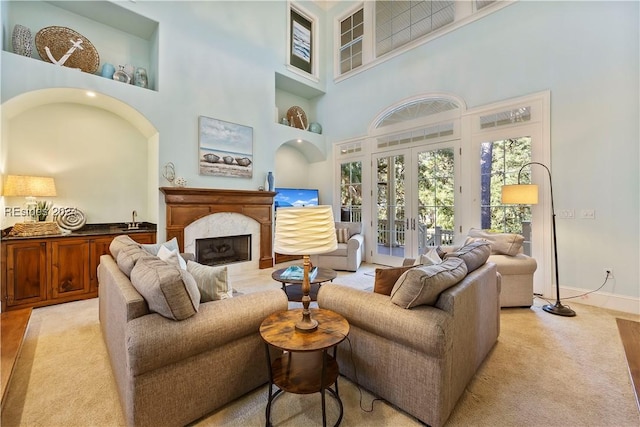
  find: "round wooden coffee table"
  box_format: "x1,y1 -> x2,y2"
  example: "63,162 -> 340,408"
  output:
260,308 -> 349,427
271,267 -> 337,302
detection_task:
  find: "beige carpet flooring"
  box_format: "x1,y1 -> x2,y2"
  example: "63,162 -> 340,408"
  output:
2,263 -> 639,427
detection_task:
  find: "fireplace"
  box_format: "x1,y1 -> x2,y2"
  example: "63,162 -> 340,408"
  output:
196,234 -> 251,266
160,187 -> 276,269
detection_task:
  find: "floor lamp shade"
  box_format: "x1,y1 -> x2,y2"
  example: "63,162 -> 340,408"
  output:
273,206 -> 338,255
501,184 -> 539,205
273,205 -> 337,331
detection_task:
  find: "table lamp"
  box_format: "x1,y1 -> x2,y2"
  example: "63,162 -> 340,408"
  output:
3,175 -> 57,223
273,205 -> 338,331
501,162 -> 576,317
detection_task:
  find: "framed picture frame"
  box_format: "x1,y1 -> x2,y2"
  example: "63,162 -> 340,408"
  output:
198,116 -> 253,178
289,5 -> 315,76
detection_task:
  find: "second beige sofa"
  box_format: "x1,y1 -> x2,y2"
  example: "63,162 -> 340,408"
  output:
318,245 -> 500,427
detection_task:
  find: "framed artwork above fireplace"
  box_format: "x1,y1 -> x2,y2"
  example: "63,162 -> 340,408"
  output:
198,116 -> 253,178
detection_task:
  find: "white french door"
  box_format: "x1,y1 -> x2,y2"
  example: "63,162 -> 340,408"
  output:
371,142 -> 457,266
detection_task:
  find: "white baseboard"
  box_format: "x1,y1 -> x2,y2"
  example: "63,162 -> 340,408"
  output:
557,287 -> 640,315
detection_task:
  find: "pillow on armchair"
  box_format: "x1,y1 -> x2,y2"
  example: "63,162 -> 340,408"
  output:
335,222 -> 362,239
466,228 -> 524,257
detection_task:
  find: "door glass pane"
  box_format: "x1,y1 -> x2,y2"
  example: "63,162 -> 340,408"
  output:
340,161 -> 362,222
417,148 -> 455,254
480,137 -> 532,254
376,154 -> 405,258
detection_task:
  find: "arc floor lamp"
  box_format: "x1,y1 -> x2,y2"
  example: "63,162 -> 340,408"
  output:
502,162 -> 576,317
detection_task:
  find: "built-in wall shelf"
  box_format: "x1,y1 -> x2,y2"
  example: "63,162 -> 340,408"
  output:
272,122 -> 327,163
275,72 -> 324,100
2,0 -> 159,91
274,71 -> 326,157
1,51 -> 159,108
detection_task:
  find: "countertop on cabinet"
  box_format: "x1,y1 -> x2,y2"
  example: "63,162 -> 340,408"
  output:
1,222 -> 157,241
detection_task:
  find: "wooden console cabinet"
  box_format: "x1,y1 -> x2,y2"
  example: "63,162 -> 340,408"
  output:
1,231 -> 155,312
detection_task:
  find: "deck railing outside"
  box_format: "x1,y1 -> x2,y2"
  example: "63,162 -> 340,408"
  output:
342,206 -> 531,255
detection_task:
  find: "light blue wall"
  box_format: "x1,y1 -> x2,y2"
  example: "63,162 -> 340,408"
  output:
1,1 -> 638,305
317,1 -> 639,301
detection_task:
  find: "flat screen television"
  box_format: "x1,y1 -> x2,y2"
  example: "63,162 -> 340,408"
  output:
274,187 -> 319,209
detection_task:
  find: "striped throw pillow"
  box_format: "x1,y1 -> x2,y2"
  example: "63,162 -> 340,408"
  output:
336,228 -> 350,243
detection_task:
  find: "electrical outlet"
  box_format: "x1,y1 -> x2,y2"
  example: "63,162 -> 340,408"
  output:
581,209 -> 595,219
604,268 -> 614,279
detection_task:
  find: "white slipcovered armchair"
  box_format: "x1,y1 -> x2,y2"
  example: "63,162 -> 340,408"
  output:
465,228 -> 537,308
310,221 -> 364,272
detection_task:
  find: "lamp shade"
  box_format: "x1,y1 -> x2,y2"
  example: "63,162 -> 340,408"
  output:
501,184 -> 538,205
3,175 -> 57,197
274,205 -> 338,255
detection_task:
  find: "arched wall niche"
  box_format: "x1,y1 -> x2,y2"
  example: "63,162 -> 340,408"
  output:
1,88 -> 159,228
274,138 -> 326,193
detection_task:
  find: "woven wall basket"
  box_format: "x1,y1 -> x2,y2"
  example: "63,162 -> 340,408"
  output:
35,26 -> 99,74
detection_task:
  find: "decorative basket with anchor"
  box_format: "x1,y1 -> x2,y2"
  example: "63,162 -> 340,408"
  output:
35,26 -> 100,74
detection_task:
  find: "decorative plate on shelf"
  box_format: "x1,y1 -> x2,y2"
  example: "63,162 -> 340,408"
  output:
286,106 -> 308,130
55,208 -> 86,231
35,26 -> 100,74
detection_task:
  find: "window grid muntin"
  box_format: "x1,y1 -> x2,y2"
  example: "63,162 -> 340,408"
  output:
376,98 -> 460,128
340,160 -> 363,222
377,122 -> 454,149
480,137 -> 533,254
375,1 -> 455,57
417,147 -> 455,249
480,107 -> 532,129
476,0 -> 496,11
340,8 -> 364,74
338,141 -> 363,156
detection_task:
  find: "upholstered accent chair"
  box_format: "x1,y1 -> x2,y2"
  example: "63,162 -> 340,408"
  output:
464,228 -> 537,308
310,221 -> 364,271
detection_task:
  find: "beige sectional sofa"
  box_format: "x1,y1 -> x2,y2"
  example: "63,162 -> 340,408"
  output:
318,241 -> 500,427
98,237 -> 288,427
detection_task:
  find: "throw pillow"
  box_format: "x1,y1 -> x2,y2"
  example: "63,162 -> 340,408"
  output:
186,260 -> 232,302
116,244 -> 152,277
141,237 -> 180,256
373,265 -> 415,296
130,257 -> 200,320
390,257 -> 467,308
467,228 -> 524,256
444,240 -> 491,273
109,234 -> 139,259
336,221 -> 362,237
413,247 -> 442,266
157,245 -> 187,270
336,228 -> 350,243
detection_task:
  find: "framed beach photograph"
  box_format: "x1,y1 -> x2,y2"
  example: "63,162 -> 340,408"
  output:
289,7 -> 313,74
198,116 -> 253,178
